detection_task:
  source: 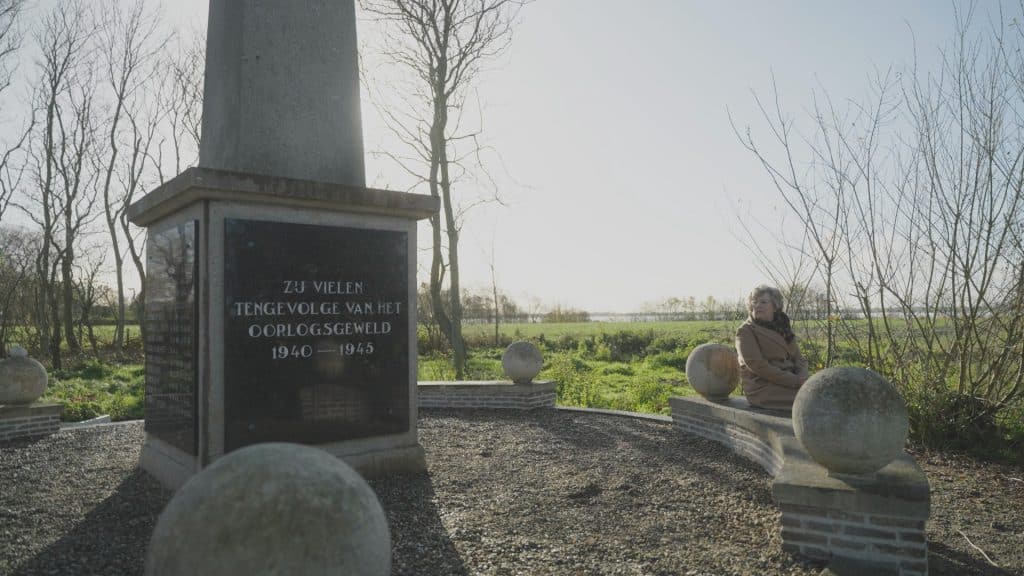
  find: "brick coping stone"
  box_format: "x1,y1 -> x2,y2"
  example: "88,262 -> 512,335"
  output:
0,402 -> 63,418
669,396 -> 931,576
418,380 -> 555,393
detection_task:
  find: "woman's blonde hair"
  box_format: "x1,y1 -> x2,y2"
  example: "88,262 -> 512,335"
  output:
747,285 -> 785,315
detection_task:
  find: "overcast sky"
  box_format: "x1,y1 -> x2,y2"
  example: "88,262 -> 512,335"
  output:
7,1 -> 979,312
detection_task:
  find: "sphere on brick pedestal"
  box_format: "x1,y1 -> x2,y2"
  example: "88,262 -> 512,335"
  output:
685,343 -> 740,401
502,341 -> 543,384
793,366 -> 909,476
145,443 -> 390,576
0,346 -> 49,405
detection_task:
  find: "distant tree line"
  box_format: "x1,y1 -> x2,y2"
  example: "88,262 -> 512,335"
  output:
645,295 -> 753,322
417,284 -> 589,325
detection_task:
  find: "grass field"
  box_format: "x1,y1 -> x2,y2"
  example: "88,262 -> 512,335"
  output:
26,321 -> 723,420
41,360 -> 145,421
16,319 -> 1023,463
461,319 -> 738,343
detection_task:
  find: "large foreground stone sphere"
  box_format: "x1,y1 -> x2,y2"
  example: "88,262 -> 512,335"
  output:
502,341 -> 543,384
793,367 -> 909,476
0,346 -> 48,405
685,343 -> 739,401
145,443 -> 390,576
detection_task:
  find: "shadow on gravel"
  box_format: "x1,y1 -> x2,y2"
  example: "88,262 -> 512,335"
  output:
13,468 -> 169,576
929,541 -> 1015,576
14,465 -> 467,576
0,435 -> 51,448
429,408 -> 624,451
425,408 -> 769,502
370,471 -> 469,576
530,409 -> 764,477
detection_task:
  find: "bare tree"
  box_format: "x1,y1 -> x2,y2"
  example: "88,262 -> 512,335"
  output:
360,0 -> 527,379
0,226 -> 37,355
489,257 -> 500,347
0,122 -> 30,226
700,295 -> 719,321
97,0 -> 166,350
58,69 -> 103,355
0,0 -> 25,97
116,28 -> 206,344
150,27 -> 203,184
73,249 -> 105,353
737,4 -> 1024,441
118,102 -> 160,341
19,0 -> 98,368
0,0 -> 30,227
730,70 -> 889,366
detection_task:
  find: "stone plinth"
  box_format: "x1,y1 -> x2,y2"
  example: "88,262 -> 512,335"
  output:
0,403 -> 63,442
129,168 -> 437,491
669,396 -> 930,575
418,381 -> 556,410
773,452 -> 929,573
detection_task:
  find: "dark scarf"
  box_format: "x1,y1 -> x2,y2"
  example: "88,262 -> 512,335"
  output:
753,311 -> 796,343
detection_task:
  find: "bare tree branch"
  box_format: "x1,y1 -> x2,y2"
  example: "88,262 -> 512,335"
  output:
360,0 -> 529,378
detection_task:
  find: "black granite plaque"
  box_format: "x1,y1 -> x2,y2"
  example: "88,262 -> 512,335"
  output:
144,220 -> 199,455
223,218 -> 409,451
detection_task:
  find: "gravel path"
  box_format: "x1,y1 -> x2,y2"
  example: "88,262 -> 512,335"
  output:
1,409 -> 1021,575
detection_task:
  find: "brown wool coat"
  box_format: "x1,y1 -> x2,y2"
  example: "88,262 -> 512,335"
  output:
735,319 -> 809,410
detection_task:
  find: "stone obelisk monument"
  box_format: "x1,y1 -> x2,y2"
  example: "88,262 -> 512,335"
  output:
129,0 -> 436,490
201,1 -> 365,186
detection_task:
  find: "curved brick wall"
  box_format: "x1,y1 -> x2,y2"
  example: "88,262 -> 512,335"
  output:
669,396 -> 930,576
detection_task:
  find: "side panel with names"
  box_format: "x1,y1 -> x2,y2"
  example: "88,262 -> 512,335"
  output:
223,218 -> 409,451
144,220 -> 200,455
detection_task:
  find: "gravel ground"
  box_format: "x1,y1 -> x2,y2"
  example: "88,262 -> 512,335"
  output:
1,409 -> 1021,575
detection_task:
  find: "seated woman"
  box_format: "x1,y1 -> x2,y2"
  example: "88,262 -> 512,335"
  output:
735,285 -> 809,410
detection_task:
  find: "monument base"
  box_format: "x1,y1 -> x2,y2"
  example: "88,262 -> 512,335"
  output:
128,167 -> 437,492
142,432 -> 425,492
0,403 -> 63,443
141,434 -> 201,491
321,443 -> 426,478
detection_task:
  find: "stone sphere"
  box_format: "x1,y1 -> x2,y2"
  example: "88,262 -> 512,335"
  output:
502,341 -> 543,384
793,367 -> 909,476
0,346 -> 49,405
685,343 -> 739,401
145,443 -> 391,576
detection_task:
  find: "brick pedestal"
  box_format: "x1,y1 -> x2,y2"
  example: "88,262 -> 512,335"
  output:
0,403 -> 63,442
669,396 -> 930,575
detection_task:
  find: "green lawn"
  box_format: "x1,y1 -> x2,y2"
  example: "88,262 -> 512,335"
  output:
41,359 -> 145,421
15,318 -> 1024,464
461,319 -> 739,343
